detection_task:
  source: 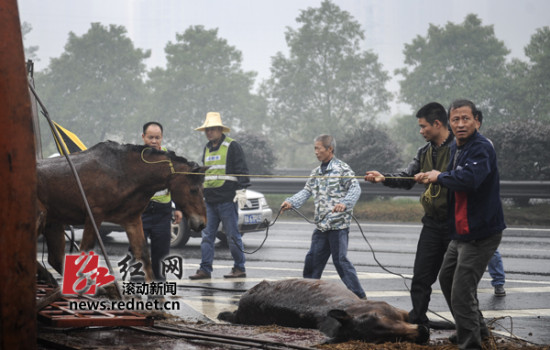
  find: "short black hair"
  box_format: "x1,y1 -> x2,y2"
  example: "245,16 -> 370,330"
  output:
143,121 -> 163,134
416,102 -> 448,127
448,99 -> 483,123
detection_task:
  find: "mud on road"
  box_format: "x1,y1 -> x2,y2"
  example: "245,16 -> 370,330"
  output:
38,312 -> 550,350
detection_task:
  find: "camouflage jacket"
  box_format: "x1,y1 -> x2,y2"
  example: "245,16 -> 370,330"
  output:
286,157 -> 361,231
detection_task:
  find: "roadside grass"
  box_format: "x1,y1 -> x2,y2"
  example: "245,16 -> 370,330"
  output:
265,194 -> 550,227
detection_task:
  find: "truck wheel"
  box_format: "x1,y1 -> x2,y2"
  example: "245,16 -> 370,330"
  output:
171,217 -> 191,248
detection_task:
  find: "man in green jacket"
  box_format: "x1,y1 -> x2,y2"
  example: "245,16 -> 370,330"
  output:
365,102 -> 454,331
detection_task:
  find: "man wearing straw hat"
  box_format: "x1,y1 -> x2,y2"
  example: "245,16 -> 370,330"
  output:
189,112 -> 250,280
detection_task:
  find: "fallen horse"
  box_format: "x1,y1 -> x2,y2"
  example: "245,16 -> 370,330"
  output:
37,141 -> 207,287
218,279 -> 429,344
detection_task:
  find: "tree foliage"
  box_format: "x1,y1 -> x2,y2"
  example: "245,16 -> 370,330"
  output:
232,131 -> 277,175
483,119 -> 550,181
338,126 -> 403,177
144,25 -> 266,159
261,0 -> 392,167
396,14 -> 510,126
35,23 -> 150,149
387,113 -> 426,167
22,22 -> 39,61
516,27 -> 550,122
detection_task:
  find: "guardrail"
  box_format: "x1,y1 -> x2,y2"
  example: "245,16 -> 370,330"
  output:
250,178 -> 550,199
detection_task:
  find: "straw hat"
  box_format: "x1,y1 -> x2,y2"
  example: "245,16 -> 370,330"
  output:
195,112 -> 230,133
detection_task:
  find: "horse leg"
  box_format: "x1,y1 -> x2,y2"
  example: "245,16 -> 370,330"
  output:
80,218 -> 101,251
38,221 -> 66,286
43,222 -> 66,276
124,218 -> 154,283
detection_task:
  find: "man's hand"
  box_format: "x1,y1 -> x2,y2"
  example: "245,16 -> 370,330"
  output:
332,203 -> 347,212
234,189 -> 247,209
173,210 -> 183,224
280,201 -> 293,212
415,171 -> 441,184
365,170 -> 385,183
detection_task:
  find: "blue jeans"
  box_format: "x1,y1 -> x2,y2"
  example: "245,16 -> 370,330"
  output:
303,228 -> 365,298
487,249 -> 505,286
199,201 -> 245,274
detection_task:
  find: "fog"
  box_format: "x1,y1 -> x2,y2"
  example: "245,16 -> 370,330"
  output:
18,0 -> 550,117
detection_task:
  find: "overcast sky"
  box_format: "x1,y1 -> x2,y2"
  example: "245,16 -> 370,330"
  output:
18,0 -> 550,116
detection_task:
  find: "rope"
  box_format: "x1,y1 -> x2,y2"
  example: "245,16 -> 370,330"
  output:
230,207 -> 453,324
140,147 -> 417,180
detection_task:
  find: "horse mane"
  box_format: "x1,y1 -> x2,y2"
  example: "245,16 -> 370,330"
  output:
90,140 -> 199,168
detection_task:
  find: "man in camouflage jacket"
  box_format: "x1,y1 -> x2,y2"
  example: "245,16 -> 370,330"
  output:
281,134 -> 365,298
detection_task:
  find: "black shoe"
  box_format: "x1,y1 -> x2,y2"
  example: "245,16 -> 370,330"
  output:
449,333 -> 457,344
416,324 -> 430,344
449,330 -> 490,345
494,285 -> 506,296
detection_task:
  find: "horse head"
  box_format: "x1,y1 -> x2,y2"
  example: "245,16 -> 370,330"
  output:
168,157 -> 207,232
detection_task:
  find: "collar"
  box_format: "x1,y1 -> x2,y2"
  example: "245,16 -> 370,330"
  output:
431,130 -> 454,149
456,130 -> 478,149
317,158 -> 336,174
207,133 -> 226,151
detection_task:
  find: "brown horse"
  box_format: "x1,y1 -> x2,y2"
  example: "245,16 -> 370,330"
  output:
37,141 -> 207,287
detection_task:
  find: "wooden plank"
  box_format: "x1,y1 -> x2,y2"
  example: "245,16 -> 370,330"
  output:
37,291 -> 154,328
0,0 -> 38,348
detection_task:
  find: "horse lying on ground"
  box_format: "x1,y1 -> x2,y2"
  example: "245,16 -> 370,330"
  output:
36,141 -> 207,288
218,279 -> 429,344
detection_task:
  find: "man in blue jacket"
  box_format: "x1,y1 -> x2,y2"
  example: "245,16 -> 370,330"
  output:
419,99 -> 506,350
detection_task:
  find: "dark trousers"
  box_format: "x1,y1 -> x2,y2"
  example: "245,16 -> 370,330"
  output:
439,232 -> 502,350
141,201 -> 172,281
408,215 -> 451,325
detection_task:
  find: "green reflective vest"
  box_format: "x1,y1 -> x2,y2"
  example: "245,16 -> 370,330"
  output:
204,137 -> 238,189
151,147 -> 171,203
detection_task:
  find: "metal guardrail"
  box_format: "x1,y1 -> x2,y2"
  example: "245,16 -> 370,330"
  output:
250,178 -> 550,199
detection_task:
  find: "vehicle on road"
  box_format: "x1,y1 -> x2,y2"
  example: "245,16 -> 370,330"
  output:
170,189 -> 273,248
100,189 -> 273,248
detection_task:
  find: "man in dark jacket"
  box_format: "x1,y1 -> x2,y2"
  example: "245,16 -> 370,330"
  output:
419,99 -> 506,350
189,112 -> 250,280
365,102 -> 453,330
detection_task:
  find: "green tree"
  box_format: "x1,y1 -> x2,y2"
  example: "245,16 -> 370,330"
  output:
387,113 -> 426,167
35,23 -> 150,150
22,21 -> 39,61
520,27 -> 550,122
232,131 -> 277,175
338,126 -> 403,176
484,119 -> 550,183
498,27 -> 550,123
144,25 -> 266,159
396,14 -> 510,126
261,0 -> 392,167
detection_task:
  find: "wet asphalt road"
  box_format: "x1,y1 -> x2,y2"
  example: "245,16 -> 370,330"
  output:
45,220 -> 550,346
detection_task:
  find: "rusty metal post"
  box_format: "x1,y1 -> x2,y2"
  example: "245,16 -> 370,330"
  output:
0,0 -> 38,349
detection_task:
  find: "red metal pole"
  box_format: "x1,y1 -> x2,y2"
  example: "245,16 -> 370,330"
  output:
0,0 -> 38,348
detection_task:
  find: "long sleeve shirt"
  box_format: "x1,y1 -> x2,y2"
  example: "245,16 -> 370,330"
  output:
286,157 -> 361,231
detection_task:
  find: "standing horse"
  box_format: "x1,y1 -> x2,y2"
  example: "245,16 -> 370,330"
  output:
36,141 -> 207,287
